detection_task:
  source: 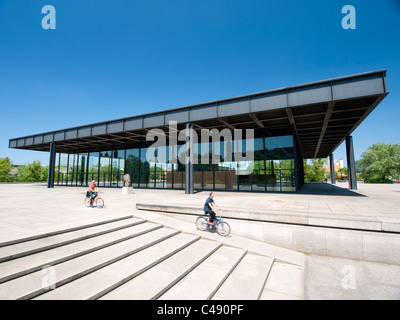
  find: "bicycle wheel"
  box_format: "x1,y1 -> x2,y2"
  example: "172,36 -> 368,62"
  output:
196,216 -> 208,231
84,197 -> 91,207
96,197 -> 104,208
216,221 -> 231,237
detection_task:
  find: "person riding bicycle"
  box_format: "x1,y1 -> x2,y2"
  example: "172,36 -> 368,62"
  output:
88,180 -> 98,207
203,192 -> 220,225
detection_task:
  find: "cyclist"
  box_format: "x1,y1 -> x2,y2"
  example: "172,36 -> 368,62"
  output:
88,180 -> 98,207
203,192 -> 220,225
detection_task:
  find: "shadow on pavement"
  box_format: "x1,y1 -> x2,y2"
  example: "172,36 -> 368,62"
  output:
297,182 -> 366,197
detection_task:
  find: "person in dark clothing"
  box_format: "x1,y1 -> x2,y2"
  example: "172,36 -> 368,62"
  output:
203,192 -> 219,225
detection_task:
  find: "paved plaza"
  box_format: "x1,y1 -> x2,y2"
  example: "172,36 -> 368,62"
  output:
1,182 -> 400,233
0,182 -> 399,299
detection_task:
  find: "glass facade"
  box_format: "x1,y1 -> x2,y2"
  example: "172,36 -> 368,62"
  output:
55,134 -> 296,192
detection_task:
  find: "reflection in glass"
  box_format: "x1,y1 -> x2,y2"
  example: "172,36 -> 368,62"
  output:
58,153 -> 68,185
88,152 -> 99,184
55,134 -> 296,192
112,150 -> 125,187
126,148 -> 140,187
77,153 -> 88,186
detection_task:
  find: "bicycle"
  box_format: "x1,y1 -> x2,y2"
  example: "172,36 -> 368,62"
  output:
196,210 -> 231,237
84,189 -> 104,208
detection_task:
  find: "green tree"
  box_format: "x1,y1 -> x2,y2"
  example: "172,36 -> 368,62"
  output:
0,157 -> 13,182
304,158 -> 327,182
358,142 -> 400,183
17,161 -> 48,182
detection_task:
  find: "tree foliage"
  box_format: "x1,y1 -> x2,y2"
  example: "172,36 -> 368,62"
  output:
304,158 -> 327,182
0,158 -> 48,182
17,161 -> 48,182
358,143 -> 400,183
0,157 -> 13,182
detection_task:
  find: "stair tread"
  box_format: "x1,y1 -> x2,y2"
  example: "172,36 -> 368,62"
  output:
158,246 -> 246,300
211,253 -> 274,300
100,238 -> 223,300
35,232 -> 199,300
0,221 -> 162,283
260,262 -> 305,300
0,215 -> 134,247
0,226 -> 180,300
0,218 -> 146,262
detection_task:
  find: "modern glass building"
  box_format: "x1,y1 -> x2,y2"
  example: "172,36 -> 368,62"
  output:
9,70 -> 389,193
52,134 -> 296,192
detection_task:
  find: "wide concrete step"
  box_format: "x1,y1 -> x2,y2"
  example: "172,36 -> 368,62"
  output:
0,226 -> 180,300
35,232 -> 200,300
100,238 -> 223,300
0,221 -> 162,283
158,246 -> 247,300
260,262 -> 305,300
0,217 -> 146,263
0,214 -> 305,300
211,253 -> 274,300
0,215 -> 134,247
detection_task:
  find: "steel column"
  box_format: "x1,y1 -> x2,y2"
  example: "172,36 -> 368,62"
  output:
185,123 -> 194,194
47,142 -> 56,188
329,153 -> 336,184
345,135 -> 357,190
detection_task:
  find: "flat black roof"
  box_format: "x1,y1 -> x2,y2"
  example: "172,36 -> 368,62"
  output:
9,69 -> 389,159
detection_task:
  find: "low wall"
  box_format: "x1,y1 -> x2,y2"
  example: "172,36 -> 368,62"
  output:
136,203 -> 400,265
135,203 -> 400,233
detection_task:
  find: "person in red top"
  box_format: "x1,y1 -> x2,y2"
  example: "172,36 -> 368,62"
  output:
88,180 -> 97,207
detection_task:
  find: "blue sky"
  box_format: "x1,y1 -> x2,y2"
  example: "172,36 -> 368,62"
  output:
1,0 -> 399,165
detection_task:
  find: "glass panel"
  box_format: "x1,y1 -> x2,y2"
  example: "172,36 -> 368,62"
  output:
172,165 -> 183,189
77,153 -> 88,186
265,136 -> 295,192
54,153 -> 60,185
238,174 -> 251,191
193,171 -> 203,189
213,140 -> 231,190
192,143 -> 202,189
225,161 -> 238,191
176,144 -> 186,172
281,159 -> 295,192
126,148 -> 140,188
154,146 -> 168,189
203,171 -> 213,189
173,144 -> 185,189
214,171 -> 225,190
155,162 -> 165,189
99,151 -> 112,187
252,138 -> 265,191
266,160 -> 280,191
112,150 -> 125,187
166,163 -> 174,188
68,154 -> 77,186
194,142 -> 212,190
219,139 -> 237,191
140,148 -> 152,188
88,152 -> 99,184
265,136 -> 294,160
235,139 -> 249,191
58,153 -> 68,185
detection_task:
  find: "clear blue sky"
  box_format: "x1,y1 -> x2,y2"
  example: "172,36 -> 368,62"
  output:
1,0 -> 399,165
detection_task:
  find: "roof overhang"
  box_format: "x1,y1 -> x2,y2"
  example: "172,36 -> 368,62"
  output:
9,69 -> 389,159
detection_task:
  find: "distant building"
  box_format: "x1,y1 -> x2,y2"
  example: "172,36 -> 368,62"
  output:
324,159 -> 343,173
